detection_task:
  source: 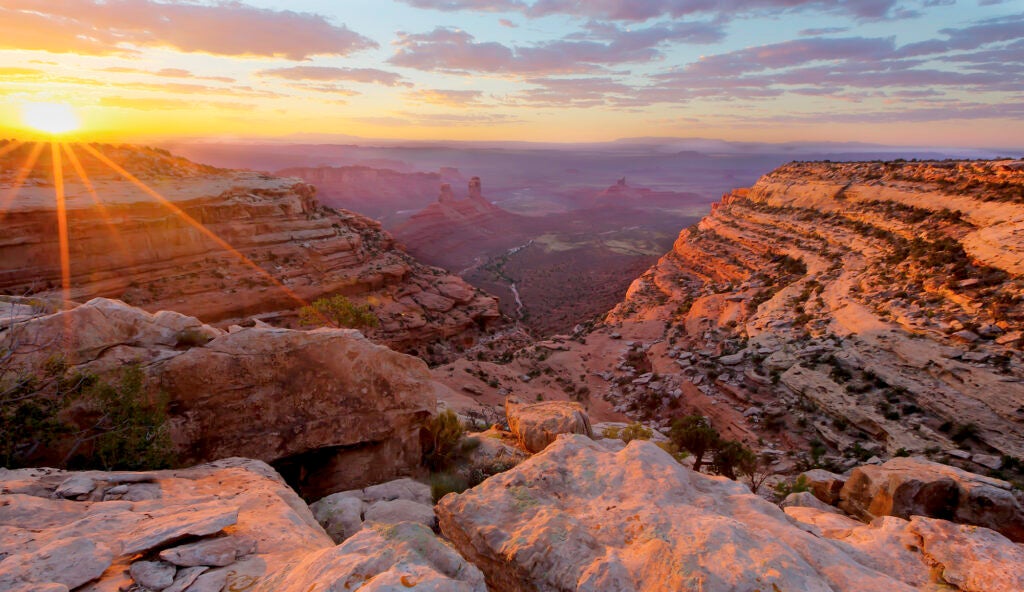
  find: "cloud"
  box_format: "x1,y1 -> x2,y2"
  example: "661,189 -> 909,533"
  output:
388,23 -> 721,74
400,0 -> 904,21
0,0 -> 376,59
353,110 -> 523,127
98,96 -> 255,111
257,66 -> 408,86
404,88 -> 486,106
499,18 -> 519,27
100,66 -> 235,83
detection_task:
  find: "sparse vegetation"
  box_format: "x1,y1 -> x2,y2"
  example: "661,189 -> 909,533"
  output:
299,294 -> 379,330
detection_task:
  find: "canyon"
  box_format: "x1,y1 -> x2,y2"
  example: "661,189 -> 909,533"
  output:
3,148 -> 1024,591
0,141 -> 499,362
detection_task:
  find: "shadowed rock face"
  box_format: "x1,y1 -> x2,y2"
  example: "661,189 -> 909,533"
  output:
839,456 -> 1024,542
3,298 -> 451,497
0,144 -> 499,363
437,435 -> 1024,592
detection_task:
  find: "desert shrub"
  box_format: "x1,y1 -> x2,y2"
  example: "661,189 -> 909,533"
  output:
174,327 -> 212,348
1,360 -> 175,471
430,472 -> 469,503
656,440 -> 690,464
422,409 -> 468,471
618,422 -> 653,443
712,439 -> 757,480
79,365 -> 176,471
951,422 -> 979,444
774,474 -> 811,498
299,295 -> 379,330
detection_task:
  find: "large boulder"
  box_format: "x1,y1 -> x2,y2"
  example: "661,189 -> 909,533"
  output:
786,507 -> 1024,592
838,456 -> 1024,542
504,397 -> 593,453
3,298 -> 442,498
437,435 -> 1024,592
0,459 -> 330,592
800,468 -> 847,505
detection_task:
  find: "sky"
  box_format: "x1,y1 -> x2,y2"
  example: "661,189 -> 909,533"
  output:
0,0 -> 1021,147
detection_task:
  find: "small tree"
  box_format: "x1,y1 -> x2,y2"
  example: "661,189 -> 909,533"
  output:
299,295 -> 379,330
669,415 -> 720,473
713,440 -> 757,480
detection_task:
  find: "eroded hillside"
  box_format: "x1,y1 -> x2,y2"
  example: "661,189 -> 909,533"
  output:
607,159 -> 1024,467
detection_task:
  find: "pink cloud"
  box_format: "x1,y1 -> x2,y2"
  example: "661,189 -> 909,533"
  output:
257,66 -> 408,86
0,0 -> 376,59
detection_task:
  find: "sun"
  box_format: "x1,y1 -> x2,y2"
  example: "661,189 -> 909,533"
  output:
21,102 -> 81,135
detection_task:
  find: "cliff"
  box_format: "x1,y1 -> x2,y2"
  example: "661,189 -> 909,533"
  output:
0,142 -> 500,361
607,159 -> 1024,464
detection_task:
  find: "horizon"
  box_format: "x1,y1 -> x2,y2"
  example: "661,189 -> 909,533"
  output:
0,1 -> 1021,148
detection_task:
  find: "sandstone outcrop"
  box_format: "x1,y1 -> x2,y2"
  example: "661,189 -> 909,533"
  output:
598,159 -> 1024,466
392,177 -> 530,271
504,397 -> 594,453
3,297 -> 449,497
0,459 -> 483,592
839,456 -> 1024,542
438,434 -> 1024,592
0,143 -> 499,362
0,458 -> 330,591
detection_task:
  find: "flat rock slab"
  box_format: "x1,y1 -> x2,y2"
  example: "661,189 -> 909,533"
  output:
0,537 -> 113,590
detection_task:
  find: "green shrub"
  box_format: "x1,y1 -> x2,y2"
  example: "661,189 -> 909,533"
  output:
299,295 -> 379,330
430,472 -> 469,503
669,415 -> 720,473
619,422 -> 653,443
422,409 -> 466,471
1,361 -> 176,471
774,474 -> 811,498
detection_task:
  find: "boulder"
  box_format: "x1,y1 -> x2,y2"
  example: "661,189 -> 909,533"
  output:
310,477 -> 434,544
439,435 -> 926,591
0,459 -> 330,591
839,456 -> 1024,542
504,397 -> 593,453
252,522 -> 486,592
800,468 -> 847,505
5,299 -> 440,498
781,491 -> 841,514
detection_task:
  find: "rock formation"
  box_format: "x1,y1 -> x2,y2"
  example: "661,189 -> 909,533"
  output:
839,456 -> 1024,542
438,435 -> 1024,592
504,397 -> 594,453
2,297 -> 455,497
392,177 -> 529,271
0,459 -> 484,592
274,165 -> 456,224
595,159 -> 1024,468
0,142 -> 499,363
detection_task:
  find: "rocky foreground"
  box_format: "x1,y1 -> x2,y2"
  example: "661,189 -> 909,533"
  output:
0,142 -> 499,362
3,436 -> 1023,591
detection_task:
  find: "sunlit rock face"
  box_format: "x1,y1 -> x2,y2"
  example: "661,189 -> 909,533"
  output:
0,459 -> 484,592
0,142 -> 499,362
603,159 -> 1024,465
437,435 -> 1024,592
3,298 -> 448,497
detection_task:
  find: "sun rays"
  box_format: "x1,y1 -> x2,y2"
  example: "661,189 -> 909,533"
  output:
0,140 -> 315,326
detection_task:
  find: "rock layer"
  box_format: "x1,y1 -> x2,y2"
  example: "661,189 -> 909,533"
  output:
0,142 -> 499,362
